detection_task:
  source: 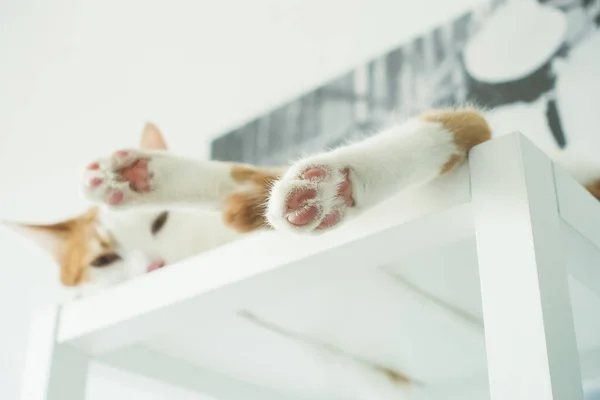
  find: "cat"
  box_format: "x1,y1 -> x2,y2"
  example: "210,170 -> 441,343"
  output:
4,123 -> 276,299
81,107 -> 600,234
5,108 -> 497,298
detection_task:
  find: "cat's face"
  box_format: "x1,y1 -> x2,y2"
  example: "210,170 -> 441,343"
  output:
7,123 -> 238,298
9,206 -> 174,294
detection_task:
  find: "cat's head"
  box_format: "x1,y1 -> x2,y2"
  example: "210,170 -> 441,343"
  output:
6,123 -> 236,298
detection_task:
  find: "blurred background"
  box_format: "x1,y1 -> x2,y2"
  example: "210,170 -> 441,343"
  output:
1,0 -> 599,399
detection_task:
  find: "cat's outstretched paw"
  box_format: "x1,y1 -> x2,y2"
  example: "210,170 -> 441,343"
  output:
82,149 -> 157,207
266,159 -> 354,234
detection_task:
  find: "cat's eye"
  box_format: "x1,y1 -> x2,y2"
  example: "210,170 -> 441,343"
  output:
91,253 -> 121,268
151,211 -> 169,235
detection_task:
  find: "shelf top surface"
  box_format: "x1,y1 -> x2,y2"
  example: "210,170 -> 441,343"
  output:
57,135 -> 600,359
58,163 -> 474,344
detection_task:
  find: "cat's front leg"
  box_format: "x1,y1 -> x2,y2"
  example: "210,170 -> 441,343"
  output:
82,149 -> 235,208
266,108 -> 492,234
81,149 -> 284,232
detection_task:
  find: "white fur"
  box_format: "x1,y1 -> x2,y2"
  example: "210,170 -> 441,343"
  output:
267,119 -> 460,233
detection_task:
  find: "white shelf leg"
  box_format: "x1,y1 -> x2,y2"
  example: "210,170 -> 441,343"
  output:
469,133 -> 583,400
20,306 -> 89,400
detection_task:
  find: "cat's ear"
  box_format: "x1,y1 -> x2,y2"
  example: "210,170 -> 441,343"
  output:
3,220 -> 73,258
140,122 -> 168,151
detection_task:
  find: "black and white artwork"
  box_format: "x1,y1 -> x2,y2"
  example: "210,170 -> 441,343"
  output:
211,0 -> 600,165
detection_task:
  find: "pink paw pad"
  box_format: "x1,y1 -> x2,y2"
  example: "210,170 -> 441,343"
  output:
301,167 -> 328,180
108,191 -> 124,205
83,149 -> 158,208
89,177 -> 103,188
120,159 -> 152,192
285,167 -> 353,229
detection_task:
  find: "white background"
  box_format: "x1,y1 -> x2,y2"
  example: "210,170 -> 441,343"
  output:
0,0 -> 487,398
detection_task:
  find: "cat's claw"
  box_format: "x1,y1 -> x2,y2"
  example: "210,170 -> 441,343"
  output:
82,149 -> 155,207
267,159 -> 354,234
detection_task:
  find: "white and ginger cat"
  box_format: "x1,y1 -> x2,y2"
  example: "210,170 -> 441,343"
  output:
82,107 -> 600,234
10,107 -> 599,297
5,108 -> 496,299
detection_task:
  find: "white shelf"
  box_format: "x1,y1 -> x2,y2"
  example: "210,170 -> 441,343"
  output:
21,133 -> 600,400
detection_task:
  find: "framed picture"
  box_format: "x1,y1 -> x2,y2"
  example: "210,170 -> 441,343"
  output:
212,0 -> 600,165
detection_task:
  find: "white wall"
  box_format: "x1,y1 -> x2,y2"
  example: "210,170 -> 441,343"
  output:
0,0 -> 486,398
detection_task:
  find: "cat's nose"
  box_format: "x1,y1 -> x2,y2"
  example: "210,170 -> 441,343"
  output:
147,259 -> 166,272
